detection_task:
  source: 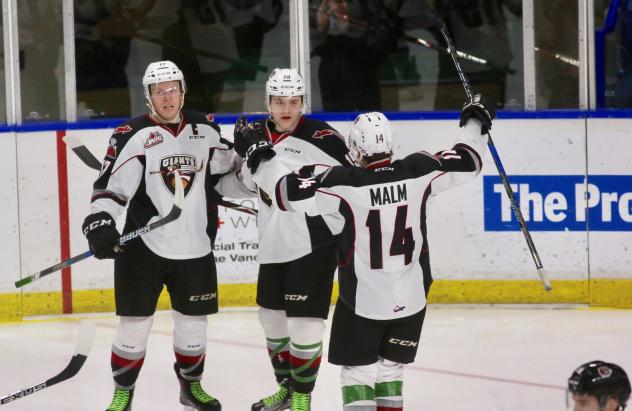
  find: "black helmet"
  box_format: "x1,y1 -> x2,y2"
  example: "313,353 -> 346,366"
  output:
568,361 -> 631,410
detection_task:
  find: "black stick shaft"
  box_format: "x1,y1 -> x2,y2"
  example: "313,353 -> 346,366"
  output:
435,21 -> 551,291
0,321 -> 95,405
15,172 -> 185,288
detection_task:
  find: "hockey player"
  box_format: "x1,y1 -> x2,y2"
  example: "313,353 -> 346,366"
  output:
82,60 -> 251,411
238,97 -> 494,410
232,68 -> 353,411
567,361 -> 631,411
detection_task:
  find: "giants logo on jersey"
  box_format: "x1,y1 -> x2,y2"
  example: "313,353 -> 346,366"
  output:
113,125 -> 132,134
145,131 -> 164,149
159,155 -> 198,197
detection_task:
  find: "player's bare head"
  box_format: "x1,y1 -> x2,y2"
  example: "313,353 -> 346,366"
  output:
567,361 -> 630,411
143,61 -> 186,123
266,68 -> 305,132
348,112 -> 394,168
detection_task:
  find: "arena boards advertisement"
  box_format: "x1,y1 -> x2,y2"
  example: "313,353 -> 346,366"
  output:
0,117 -> 630,317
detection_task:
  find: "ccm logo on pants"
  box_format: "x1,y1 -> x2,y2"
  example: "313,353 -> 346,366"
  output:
388,338 -> 418,347
189,293 -> 217,301
285,294 -> 308,301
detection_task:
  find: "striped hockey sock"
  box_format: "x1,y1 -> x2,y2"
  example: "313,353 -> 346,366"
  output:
376,359 -> 403,410
290,340 -> 323,393
342,384 -> 376,410
174,350 -> 205,379
266,336 -> 291,383
375,379 -> 403,410
341,364 -> 378,410
111,346 -> 145,389
376,384 -> 403,410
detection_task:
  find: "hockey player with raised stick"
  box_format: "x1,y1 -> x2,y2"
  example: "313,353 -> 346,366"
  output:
232,68 -> 353,411
240,96 -> 493,410
82,60 -> 252,411
567,361 -> 631,411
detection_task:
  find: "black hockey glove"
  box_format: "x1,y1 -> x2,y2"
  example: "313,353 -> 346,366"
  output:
233,115 -> 275,173
459,94 -> 496,135
82,212 -> 122,259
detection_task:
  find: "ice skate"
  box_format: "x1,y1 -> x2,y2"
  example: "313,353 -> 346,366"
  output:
290,392 -> 311,411
174,364 -> 221,411
251,378 -> 292,410
105,387 -> 134,411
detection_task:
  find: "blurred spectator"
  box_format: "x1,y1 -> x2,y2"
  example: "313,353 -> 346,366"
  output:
312,0 -> 417,112
223,0 -> 284,112
75,0 -> 156,119
162,0 -> 238,113
534,0 -> 579,109
431,0 -> 521,110
19,1 -> 63,121
162,1 -> 284,114
612,0 -> 632,108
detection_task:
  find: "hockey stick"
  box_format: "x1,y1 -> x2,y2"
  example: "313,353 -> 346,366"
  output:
533,46 -> 580,67
63,135 -> 258,216
430,14 -> 552,291
0,320 -> 96,405
311,5 -> 515,74
14,170 -> 185,288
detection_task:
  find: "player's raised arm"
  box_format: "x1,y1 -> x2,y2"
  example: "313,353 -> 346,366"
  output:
421,93 -> 494,195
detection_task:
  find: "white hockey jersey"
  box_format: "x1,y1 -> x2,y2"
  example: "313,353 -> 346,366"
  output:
248,116 -> 354,264
268,120 -> 488,320
89,111 -> 251,260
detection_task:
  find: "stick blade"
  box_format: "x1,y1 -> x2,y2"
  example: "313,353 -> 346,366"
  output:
63,135 -> 102,171
61,135 -> 82,149
45,320 -> 96,386
74,320 -> 96,357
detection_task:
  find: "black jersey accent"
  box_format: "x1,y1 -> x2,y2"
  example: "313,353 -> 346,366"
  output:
305,214 -> 337,250
333,196 -> 358,309
93,116 -> 152,191
124,161 -> 159,234
184,110 -> 224,139
253,117 -> 352,167
205,175 -> 221,248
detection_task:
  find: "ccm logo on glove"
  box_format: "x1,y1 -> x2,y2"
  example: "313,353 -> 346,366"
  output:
82,218 -> 114,235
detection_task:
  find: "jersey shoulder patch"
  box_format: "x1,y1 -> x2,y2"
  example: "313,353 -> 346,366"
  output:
305,119 -> 345,142
112,115 -> 152,137
107,116 -> 152,159
183,110 -> 221,134
296,118 -> 350,165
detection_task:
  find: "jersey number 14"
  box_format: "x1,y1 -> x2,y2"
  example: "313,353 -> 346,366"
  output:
365,205 -> 415,269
